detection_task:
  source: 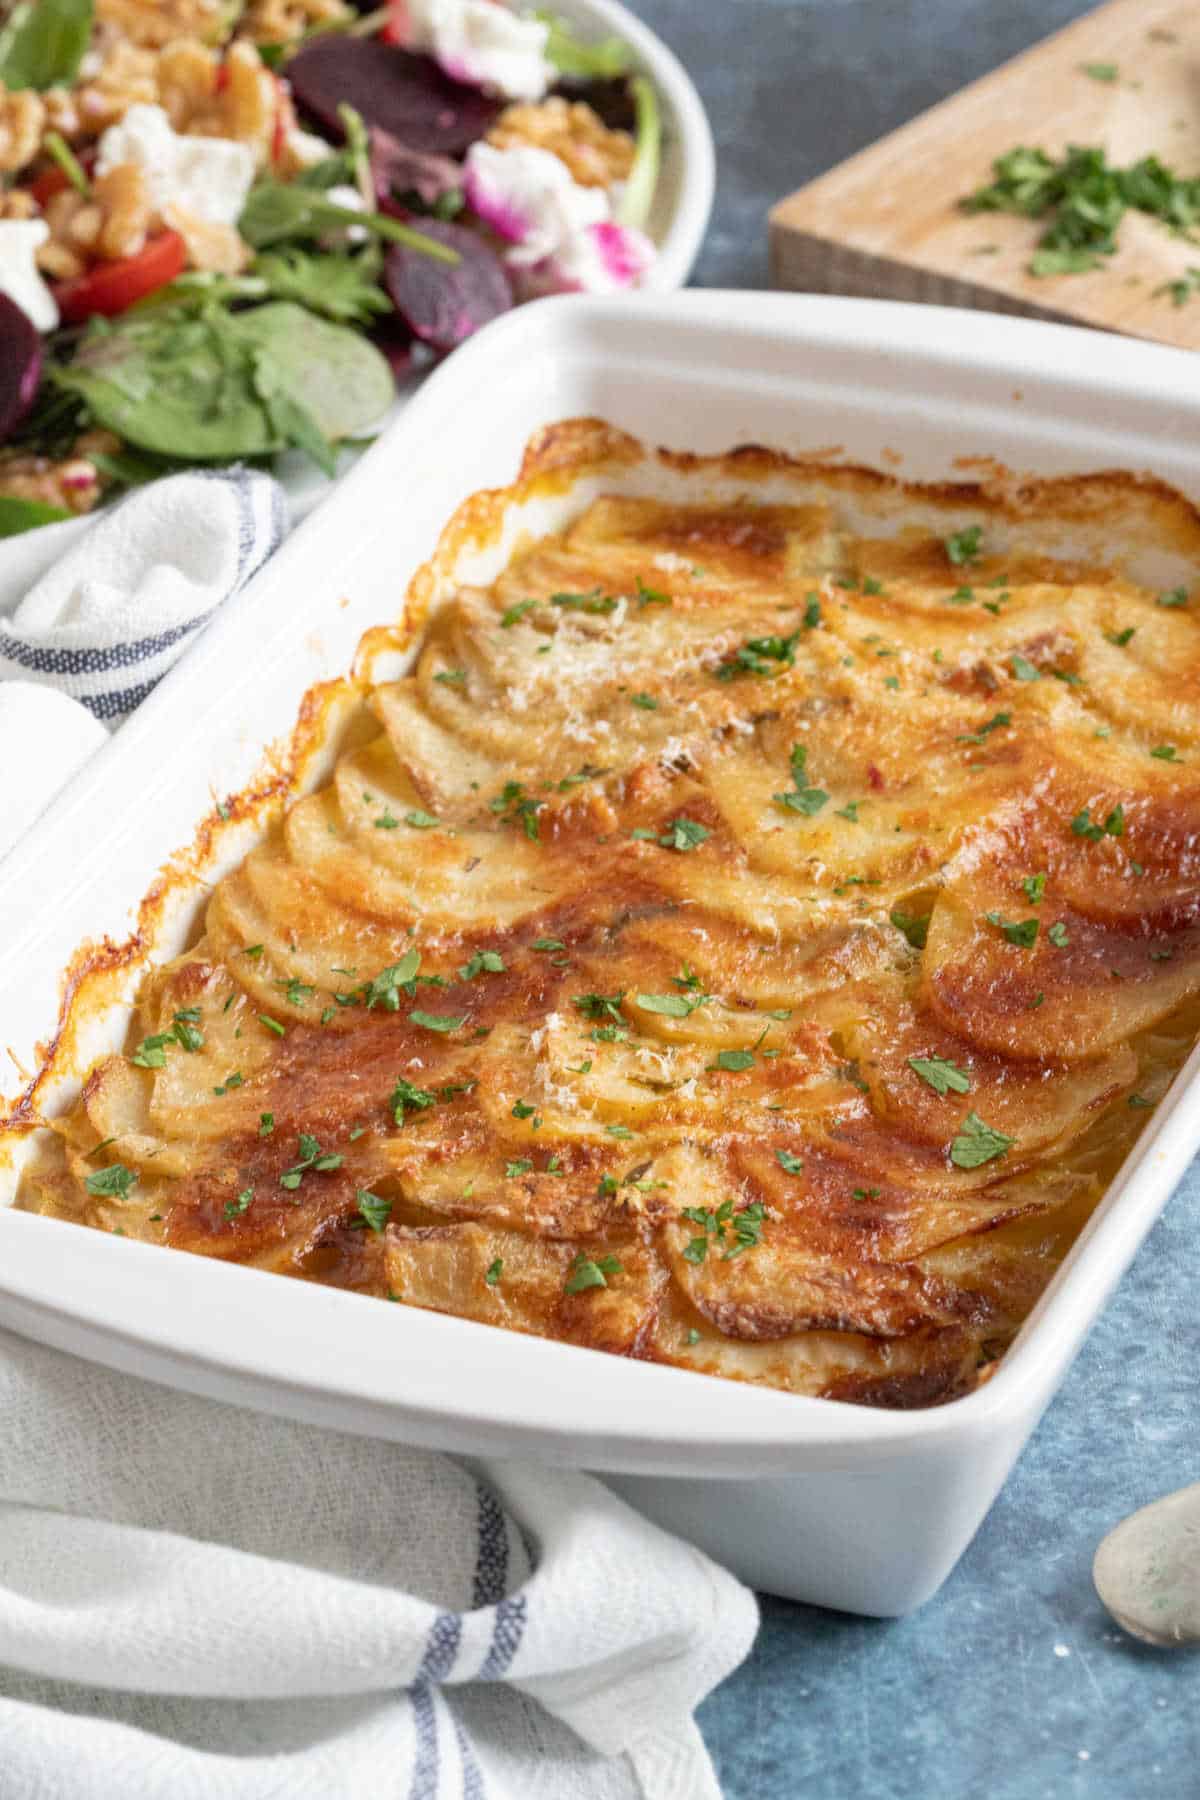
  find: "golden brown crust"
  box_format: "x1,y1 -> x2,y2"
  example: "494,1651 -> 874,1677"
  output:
10,426 -> 1200,1409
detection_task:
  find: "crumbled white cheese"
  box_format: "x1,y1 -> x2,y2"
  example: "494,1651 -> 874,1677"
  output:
97,104 -> 256,228
0,220 -> 58,331
399,0 -> 553,101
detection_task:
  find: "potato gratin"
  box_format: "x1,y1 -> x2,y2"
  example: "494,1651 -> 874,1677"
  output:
16,475 -> 1200,1408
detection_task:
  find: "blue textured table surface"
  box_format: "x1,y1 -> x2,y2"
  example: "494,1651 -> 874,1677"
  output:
626,3 -> 1200,1794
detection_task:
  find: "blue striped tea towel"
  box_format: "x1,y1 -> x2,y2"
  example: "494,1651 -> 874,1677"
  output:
0,1328 -> 756,1798
0,469 -> 286,857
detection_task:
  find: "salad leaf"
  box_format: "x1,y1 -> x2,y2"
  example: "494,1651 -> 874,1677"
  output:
536,12 -> 631,79
252,247 -> 392,326
239,180 -> 459,262
0,495 -> 73,538
0,0 -> 93,91
54,301 -> 393,467
231,301 -> 394,442
617,75 -> 661,229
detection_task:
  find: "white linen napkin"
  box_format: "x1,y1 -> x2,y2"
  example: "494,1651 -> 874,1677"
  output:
0,1328 -> 756,1799
0,468 -> 286,857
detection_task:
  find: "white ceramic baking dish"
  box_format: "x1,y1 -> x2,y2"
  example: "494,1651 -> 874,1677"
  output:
3,293 -> 1199,1617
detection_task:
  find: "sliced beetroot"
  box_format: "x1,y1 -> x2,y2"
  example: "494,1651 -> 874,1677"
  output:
370,126 -> 463,208
371,313 -> 417,379
289,37 -> 500,158
383,218 -> 512,352
0,294 -> 43,444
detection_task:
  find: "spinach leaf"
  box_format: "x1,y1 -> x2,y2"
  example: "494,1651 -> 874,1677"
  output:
54,301 -> 393,467
0,0 -> 93,91
253,247 -> 392,326
0,495 -> 73,538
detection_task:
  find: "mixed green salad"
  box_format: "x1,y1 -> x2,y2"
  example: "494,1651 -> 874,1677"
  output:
0,0 -> 662,537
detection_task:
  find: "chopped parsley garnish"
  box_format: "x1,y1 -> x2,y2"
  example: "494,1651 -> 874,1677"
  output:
1010,654 -> 1040,682
635,576 -> 671,608
505,1158 -> 533,1178
985,911 -> 1040,948
708,1048 -> 755,1073
681,1198 -> 766,1263
949,1111 -> 1014,1169
635,991 -> 709,1017
460,950 -> 505,979
85,1163 -> 136,1199
405,809 -> 440,829
1156,268 -> 1200,307
131,1007 -> 207,1068
364,949 -> 421,1011
1081,60 -> 1118,81
391,1077 -> 436,1123
644,816 -> 709,851
1158,588 -> 1190,608
573,991 -> 625,1022
834,801 -> 861,822
258,1014 -> 286,1038
716,630 -> 801,681
1022,872 -> 1046,904
213,1071 -> 243,1096
565,1251 -> 623,1293
1071,804 -> 1124,841
374,810 -> 400,830
259,1112 -> 275,1136
909,1054 -> 971,1096
1048,921 -> 1070,948
280,1134 -> 342,1190
551,587 -> 618,614
276,978 -> 314,1007
224,1187 -> 254,1220
242,944 -> 265,959
1128,1094 -> 1153,1109
1105,626 -> 1136,647
775,1149 -> 805,1174
774,742 -> 828,817
1150,745 -> 1180,762
435,667 -> 467,686
356,1189 -> 391,1233
605,1123 -> 634,1138
948,586 -> 975,605
960,146 -> 1200,279
511,1099 -> 537,1120
630,692 -> 658,709
409,1009 -> 466,1033
491,779 -> 543,840
956,710 -> 1011,746
803,593 -> 822,629
890,907 -> 930,950
500,598 -> 537,627
945,525 -> 983,566
533,937 -> 565,952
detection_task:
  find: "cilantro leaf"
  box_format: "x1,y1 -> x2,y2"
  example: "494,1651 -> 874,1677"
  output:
356,1189 -> 392,1233
84,1163 -> 136,1199
945,525 -> 983,565
564,1250 -> 622,1294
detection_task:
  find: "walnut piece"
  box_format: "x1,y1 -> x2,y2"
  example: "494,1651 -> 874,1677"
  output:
95,0 -> 229,50
37,161 -> 152,278
0,83 -> 46,175
487,97 -> 635,189
239,0 -> 353,45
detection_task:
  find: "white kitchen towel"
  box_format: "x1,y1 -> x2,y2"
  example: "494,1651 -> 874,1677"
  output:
0,468 -> 286,856
0,1328 -> 756,1799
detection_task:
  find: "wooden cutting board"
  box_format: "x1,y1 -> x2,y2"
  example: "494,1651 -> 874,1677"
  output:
769,0 -> 1200,349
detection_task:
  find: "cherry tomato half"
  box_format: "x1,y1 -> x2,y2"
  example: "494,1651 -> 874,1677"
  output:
53,230 -> 188,323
